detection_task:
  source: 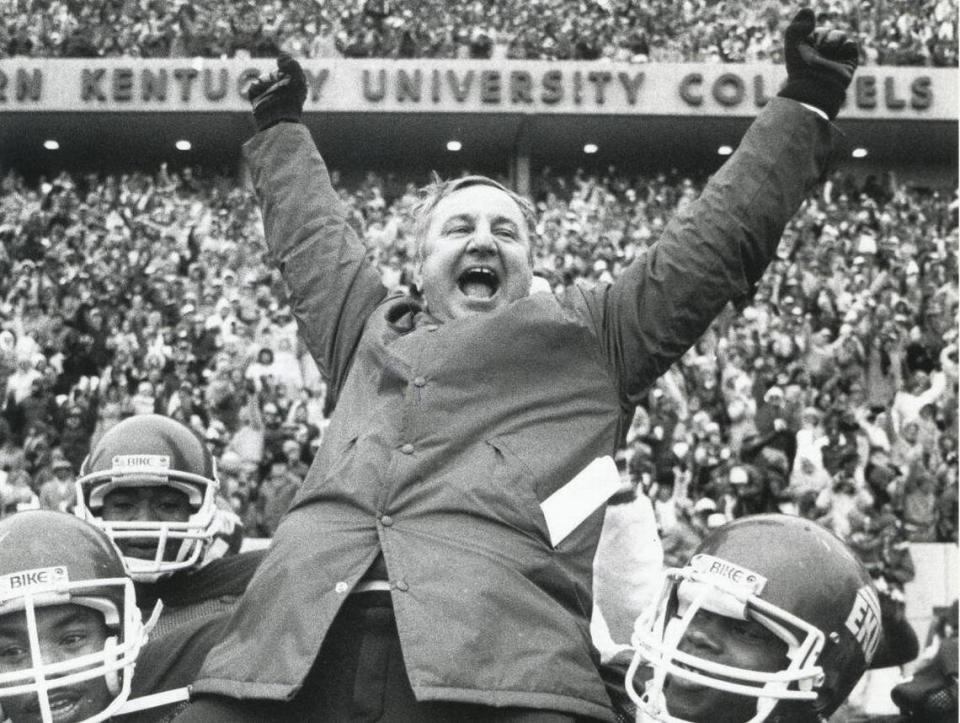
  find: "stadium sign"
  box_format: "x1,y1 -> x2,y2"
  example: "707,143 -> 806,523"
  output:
0,59 -> 954,121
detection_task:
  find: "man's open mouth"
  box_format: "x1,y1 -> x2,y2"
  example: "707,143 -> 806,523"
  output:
457,267 -> 500,300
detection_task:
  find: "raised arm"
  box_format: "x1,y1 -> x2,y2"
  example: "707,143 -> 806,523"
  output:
244,54 -> 388,398
582,11 -> 857,405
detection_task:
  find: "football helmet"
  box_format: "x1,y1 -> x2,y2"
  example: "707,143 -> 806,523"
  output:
75,415 -> 220,582
0,511 -> 148,723
628,514 -> 880,723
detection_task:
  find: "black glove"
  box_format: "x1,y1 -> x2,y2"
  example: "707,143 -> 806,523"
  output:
778,8 -> 859,120
247,53 -> 307,132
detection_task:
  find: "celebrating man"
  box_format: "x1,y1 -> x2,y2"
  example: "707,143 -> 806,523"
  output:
180,10 -> 858,722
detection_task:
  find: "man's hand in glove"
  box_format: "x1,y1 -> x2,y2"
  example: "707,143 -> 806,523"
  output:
778,8 -> 859,120
247,53 -> 307,132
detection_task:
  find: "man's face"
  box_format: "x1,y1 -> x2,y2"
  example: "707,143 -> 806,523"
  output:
263,408 -> 281,429
102,486 -> 192,561
0,604 -> 112,723
418,185 -> 533,322
269,463 -> 289,483
53,466 -> 73,482
664,609 -> 787,723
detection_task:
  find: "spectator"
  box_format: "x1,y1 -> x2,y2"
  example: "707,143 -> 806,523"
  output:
753,385 -> 796,463
893,369 -> 948,434
4,355 -> 42,404
893,419 -> 926,470
257,398 -> 286,455
244,347 -> 277,392
281,438 -> 309,480
0,467 -> 38,517
59,404 -> 95,473
8,376 -> 57,434
937,462 -> 958,542
226,396 -> 265,467
898,459 -> 940,541
816,460 -> 869,540
786,408 -> 833,515
256,458 -> 299,537
90,378 -> 134,448
0,0 -> 954,65
38,455 -> 77,512
0,419 -> 25,473
131,380 -> 159,415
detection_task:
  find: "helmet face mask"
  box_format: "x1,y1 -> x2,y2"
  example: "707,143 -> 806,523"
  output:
76,465 -> 218,581
628,558 -> 826,723
75,416 -> 221,582
0,513 -> 150,723
627,515 -> 880,723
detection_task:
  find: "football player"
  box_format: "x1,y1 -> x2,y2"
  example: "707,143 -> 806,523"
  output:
0,511 -> 188,723
74,415 -> 264,637
625,514 -> 882,723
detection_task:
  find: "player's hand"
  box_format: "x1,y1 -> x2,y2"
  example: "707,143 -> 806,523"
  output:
247,53 -> 307,132
778,8 -> 859,120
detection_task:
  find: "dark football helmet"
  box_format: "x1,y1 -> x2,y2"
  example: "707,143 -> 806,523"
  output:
75,415 -> 220,582
0,511 -> 148,722
628,514 -> 881,722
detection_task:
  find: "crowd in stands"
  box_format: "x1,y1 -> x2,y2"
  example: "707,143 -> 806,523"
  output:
0,157 -> 956,584
1,0 -> 957,66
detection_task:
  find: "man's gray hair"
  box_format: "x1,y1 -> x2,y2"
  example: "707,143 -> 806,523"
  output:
410,174 -> 538,262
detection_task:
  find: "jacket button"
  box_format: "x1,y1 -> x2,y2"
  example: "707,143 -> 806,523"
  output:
413,376 -> 426,387
334,581 -> 348,594
380,515 -> 394,527
395,580 -> 409,592
400,443 -> 414,455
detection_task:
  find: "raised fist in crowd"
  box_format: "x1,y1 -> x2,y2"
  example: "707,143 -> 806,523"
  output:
778,8 -> 860,120
247,52 -> 307,132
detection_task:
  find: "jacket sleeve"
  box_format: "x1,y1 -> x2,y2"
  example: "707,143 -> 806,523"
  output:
243,124 -> 388,398
576,98 -> 834,407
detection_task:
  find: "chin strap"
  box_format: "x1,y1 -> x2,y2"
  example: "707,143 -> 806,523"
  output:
113,686 -> 191,715
103,636 -> 121,695
105,598 -> 164,698
142,599 -> 164,634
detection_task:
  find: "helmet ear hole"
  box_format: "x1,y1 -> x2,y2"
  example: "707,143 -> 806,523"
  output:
103,635 -> 121,695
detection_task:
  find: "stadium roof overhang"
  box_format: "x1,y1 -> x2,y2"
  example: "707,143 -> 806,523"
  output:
1,110 -> 955,182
